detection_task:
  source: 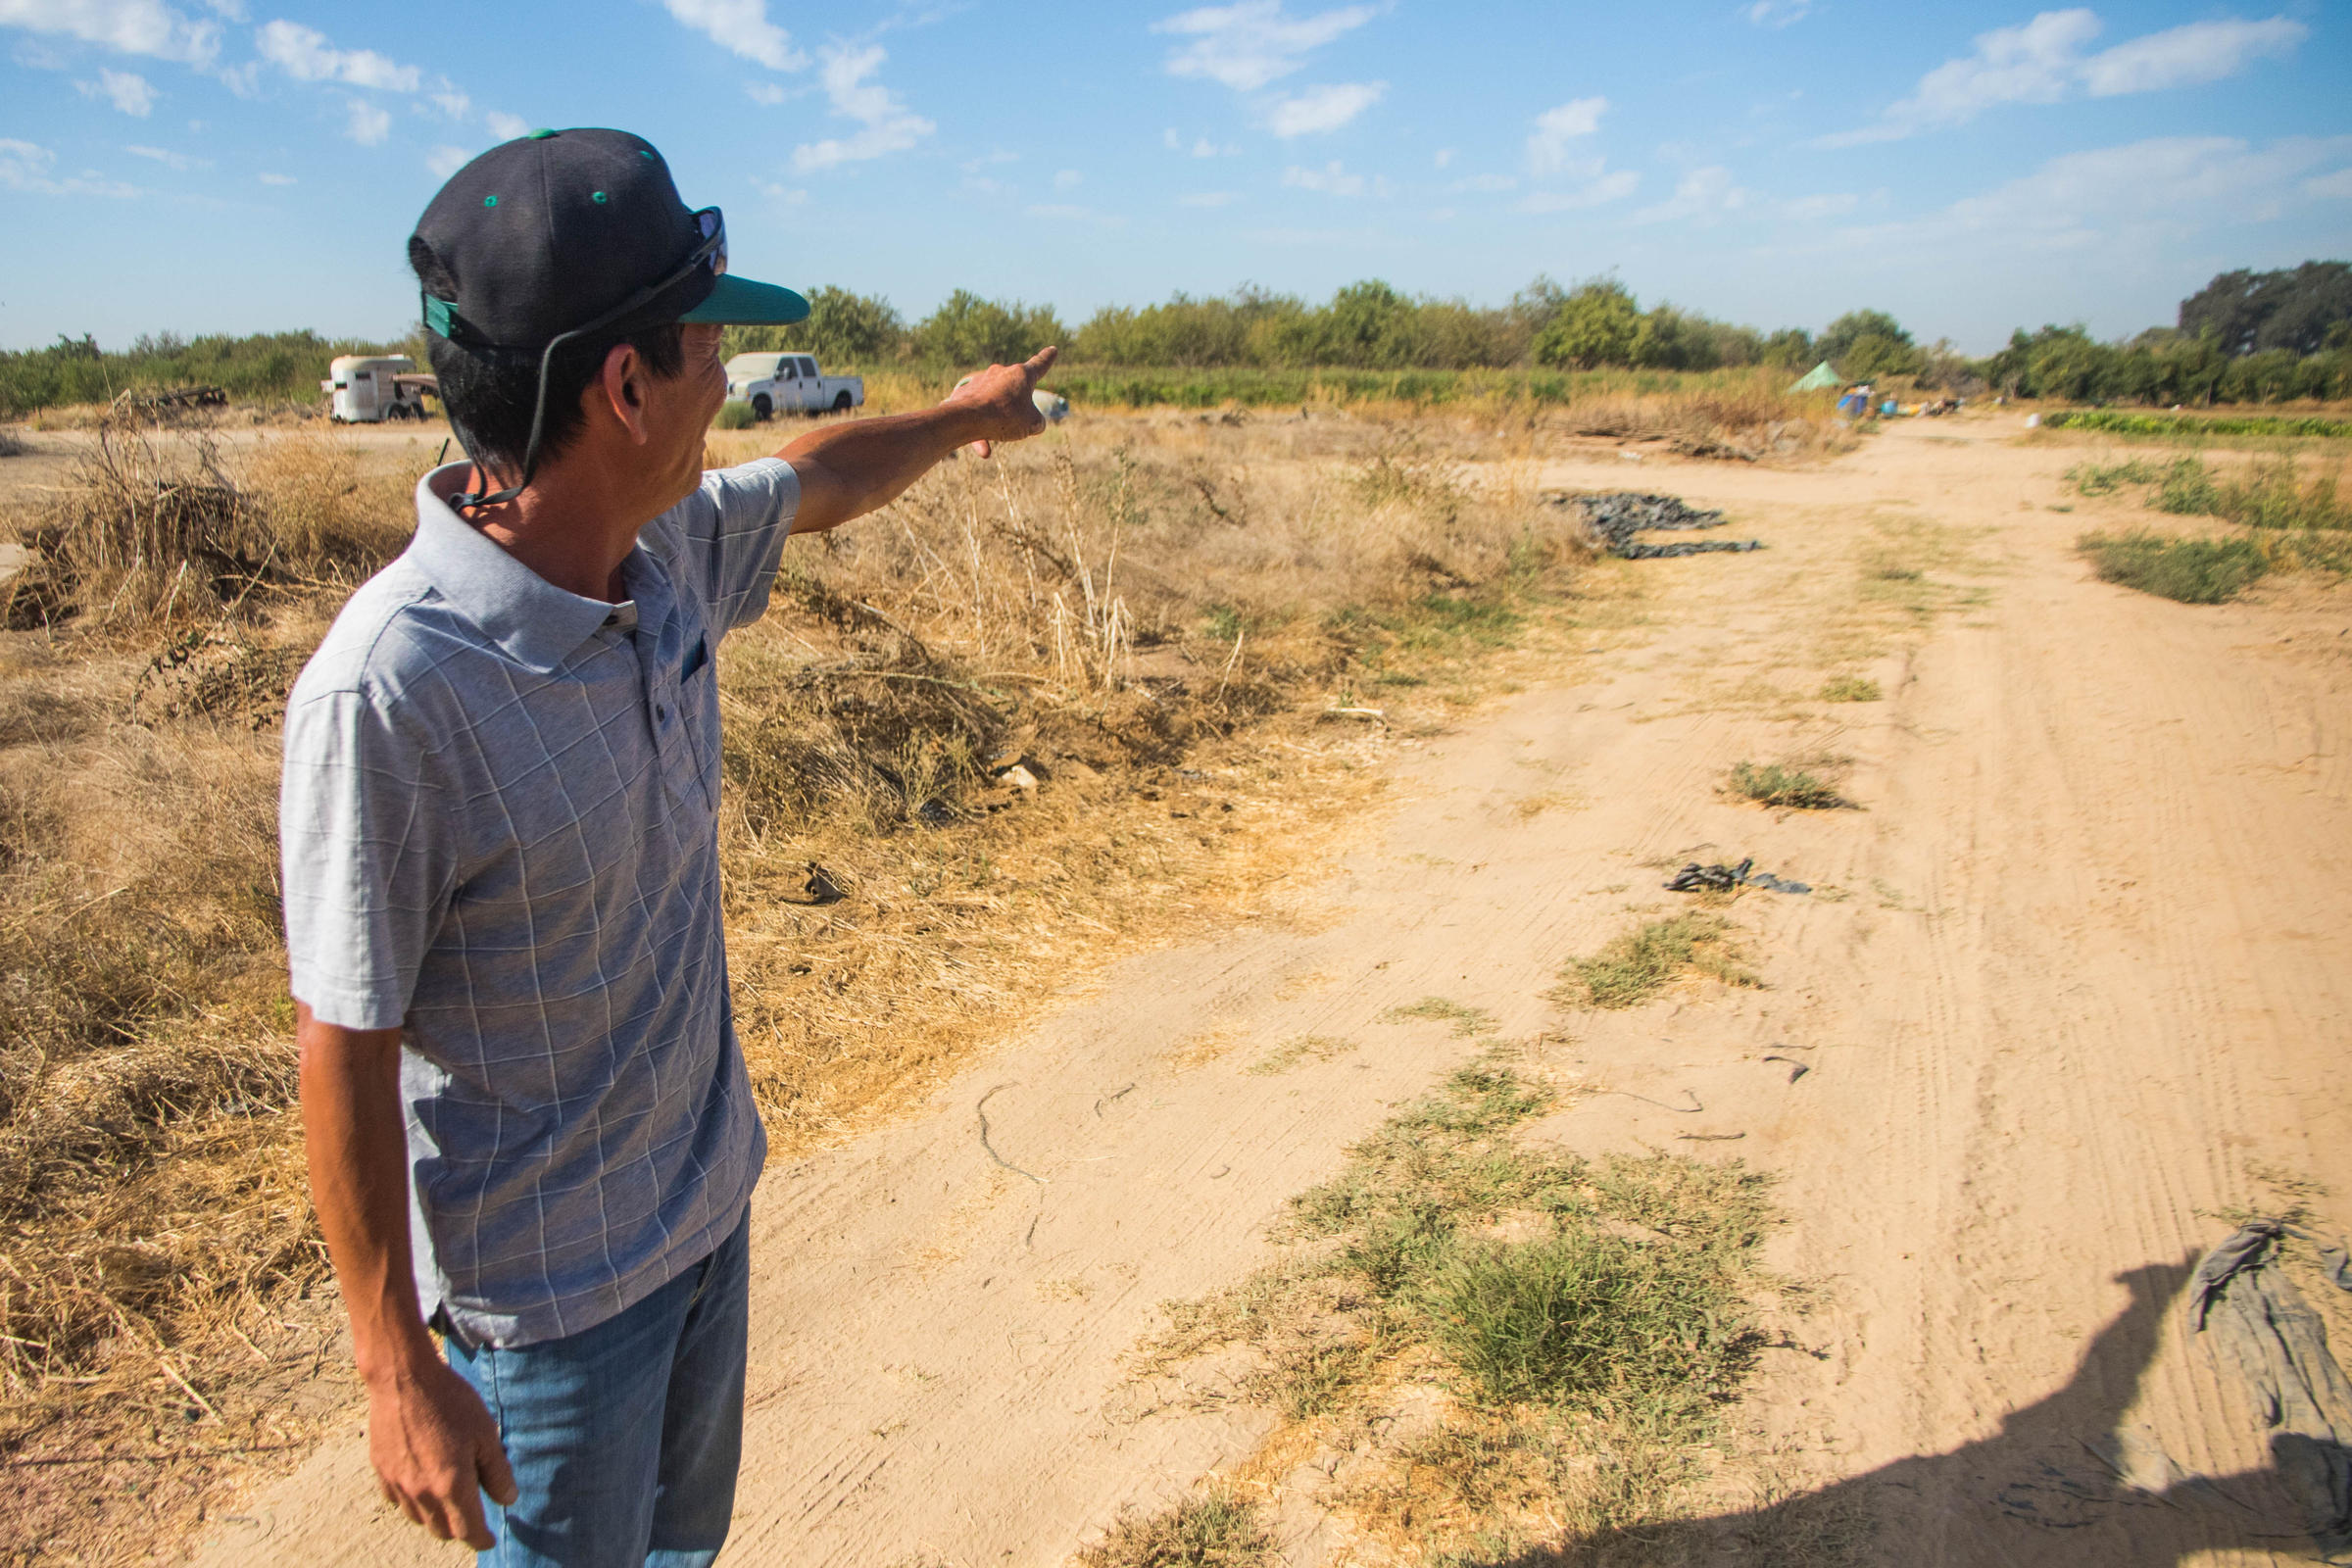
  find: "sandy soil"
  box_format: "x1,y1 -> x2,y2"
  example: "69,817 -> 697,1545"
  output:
190,416 -> 2349,1566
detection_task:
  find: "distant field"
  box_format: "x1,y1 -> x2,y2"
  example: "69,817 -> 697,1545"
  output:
2042,408 -> 2352,439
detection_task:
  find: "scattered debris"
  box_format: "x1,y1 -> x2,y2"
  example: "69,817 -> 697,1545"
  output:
1762,1054 -> 1811,1083
1676,1131 -> 1746,1142
1549,491 -> 1767,560
975,1085 -> 1049,1185
803,862 -> 847,905
914,798 -> 954,828
2189,1220 -> 2352,1558
1664,857 -> 1811,896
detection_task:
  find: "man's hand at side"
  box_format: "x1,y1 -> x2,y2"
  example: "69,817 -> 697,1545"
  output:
779,347 -> 1057,535
299,1004 -> 518,1548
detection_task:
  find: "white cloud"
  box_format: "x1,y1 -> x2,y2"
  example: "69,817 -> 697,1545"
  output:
1432,147 -> 1452,169
1054,168 -> 1081,190
0,0 -> 220,65
2079,16 -> 2305,96
256,19 -> 419,91
123,141 -> 207,169
1785,191 -> 1857,220
1832,10 -> 2309,144
1744,0 -> 1810,25
1517,171 -> 1639,213
1178,190 -> 1234,207
754,179 -> 807,203
1282,159 -> 1364,196
344,96 -> 391,145
0,136 -> 140,195
745,79 -> 785,106
660,0 -> 804,72
76,65 -> 155,115
791,44 -> 933,172
1526,97 -> 1605,174
1152,0 -> 1376,91
425,144 -> 469,177
1267,79 -> 1383,136
485,111 -> 529,141
1449,172 -> 1516,193
430,86 -> 469,119
256,170 -> 293,184
2308,168 -> 2352,200
1633,165 -> 1749,224
1026,202 -> 1121,224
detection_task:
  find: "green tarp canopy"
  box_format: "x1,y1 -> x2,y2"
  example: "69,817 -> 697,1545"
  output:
1788,361 -> 1841,392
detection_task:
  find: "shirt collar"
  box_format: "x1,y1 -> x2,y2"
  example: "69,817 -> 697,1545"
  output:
409,464 -> 631,674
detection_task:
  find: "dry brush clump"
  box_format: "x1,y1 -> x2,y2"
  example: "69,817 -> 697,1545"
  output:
1,410 -> 1595,1557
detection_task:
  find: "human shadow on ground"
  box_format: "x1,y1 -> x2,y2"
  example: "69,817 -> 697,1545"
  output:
1473,1255 -> 2340,1567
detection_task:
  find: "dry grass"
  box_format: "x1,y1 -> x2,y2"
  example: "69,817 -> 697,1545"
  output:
1552,912 -> 1761,1010
1075,1484 -> 1279,1568
0,408 -> 1598,1561
1724,758 -> 1850,811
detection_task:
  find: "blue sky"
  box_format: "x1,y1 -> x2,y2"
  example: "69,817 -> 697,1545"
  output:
2,1 -> 2347,354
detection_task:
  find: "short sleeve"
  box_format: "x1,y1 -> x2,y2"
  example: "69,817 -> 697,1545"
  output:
653,458 -> 801,634
279,685 -> 456,1030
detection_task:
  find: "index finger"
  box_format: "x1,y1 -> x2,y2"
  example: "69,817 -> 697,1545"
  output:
1021,345 -> 1058,384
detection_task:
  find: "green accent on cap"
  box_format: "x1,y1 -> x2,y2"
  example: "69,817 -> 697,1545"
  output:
483,195 -> 498,207
423,296 -> 458,338
679,272 -> 810,326
591,190 -> 608,204
528,128 -> 558,139
639,149 -> 655,159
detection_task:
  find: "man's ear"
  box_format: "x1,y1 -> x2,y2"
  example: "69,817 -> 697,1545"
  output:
596,341 -> 653,445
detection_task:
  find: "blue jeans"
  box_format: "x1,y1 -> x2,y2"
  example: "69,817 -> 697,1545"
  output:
443,1210 -> 751,1568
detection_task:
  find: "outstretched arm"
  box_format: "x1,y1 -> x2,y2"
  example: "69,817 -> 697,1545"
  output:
777,346 -> 1056,537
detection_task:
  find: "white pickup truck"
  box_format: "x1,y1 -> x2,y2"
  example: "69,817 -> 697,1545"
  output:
723,352 -> 864,419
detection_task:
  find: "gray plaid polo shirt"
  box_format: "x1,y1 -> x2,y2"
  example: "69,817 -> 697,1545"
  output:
280,458 -> 798,1348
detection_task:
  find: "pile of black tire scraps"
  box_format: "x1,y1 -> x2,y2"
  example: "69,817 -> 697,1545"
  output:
1548,491 -> 1765,560
1665,857 -> 1810,895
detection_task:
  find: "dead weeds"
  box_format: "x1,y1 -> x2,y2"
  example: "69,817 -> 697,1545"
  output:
0,410 -> 1598,1561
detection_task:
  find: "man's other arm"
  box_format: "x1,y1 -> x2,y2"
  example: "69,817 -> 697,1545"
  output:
298,1004 -> 515,1548
777,346 -> 1056,537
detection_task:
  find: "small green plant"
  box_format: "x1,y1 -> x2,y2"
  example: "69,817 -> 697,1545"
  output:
2043,410 -> 2352,440
1418,1228 -> 1740,1410
1077,1485 -> 1277,1568
1556,912 -> 1758,1010
2065,458 -> 2166,496
1726,760 -> 1846,810
1818,674 -> 1880,703
711,399 -> 758,430
1381,997 -> 1499,1037
2077,529 -> 2267,604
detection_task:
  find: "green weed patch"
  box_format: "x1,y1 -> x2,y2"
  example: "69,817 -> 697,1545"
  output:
2078,530 -> 2268,603
1726,760 -> 1848,810
2044,410 -> 2352,440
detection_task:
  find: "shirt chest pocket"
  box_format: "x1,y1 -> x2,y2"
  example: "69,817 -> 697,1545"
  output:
673,634 -> 720,815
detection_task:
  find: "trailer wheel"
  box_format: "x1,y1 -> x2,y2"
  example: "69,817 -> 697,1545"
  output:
833,390 -> 854,412
751,394 -> 772,422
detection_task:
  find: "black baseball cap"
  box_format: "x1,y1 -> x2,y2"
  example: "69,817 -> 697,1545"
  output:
413,126 -> 807,349
412,128 -> 807,506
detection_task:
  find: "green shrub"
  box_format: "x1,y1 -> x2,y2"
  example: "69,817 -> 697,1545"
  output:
2078,530 -> 2267,603
1818,674 -> 1880,702
711,400 -> 757,431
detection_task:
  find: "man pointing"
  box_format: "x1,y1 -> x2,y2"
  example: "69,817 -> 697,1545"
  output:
280,128 -> 1054,1565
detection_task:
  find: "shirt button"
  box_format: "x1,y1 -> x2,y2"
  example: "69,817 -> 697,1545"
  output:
656,705 -> 669,722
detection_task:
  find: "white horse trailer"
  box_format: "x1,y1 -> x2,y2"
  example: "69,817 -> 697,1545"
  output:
322,355 -> 435,422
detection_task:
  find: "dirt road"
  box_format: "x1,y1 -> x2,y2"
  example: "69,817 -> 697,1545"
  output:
198,417 -> 2350,1566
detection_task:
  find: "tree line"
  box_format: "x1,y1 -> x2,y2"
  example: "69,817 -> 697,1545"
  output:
4,263 -> 2347,418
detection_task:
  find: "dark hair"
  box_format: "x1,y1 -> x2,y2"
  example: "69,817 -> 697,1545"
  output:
410,237 -> 686,481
